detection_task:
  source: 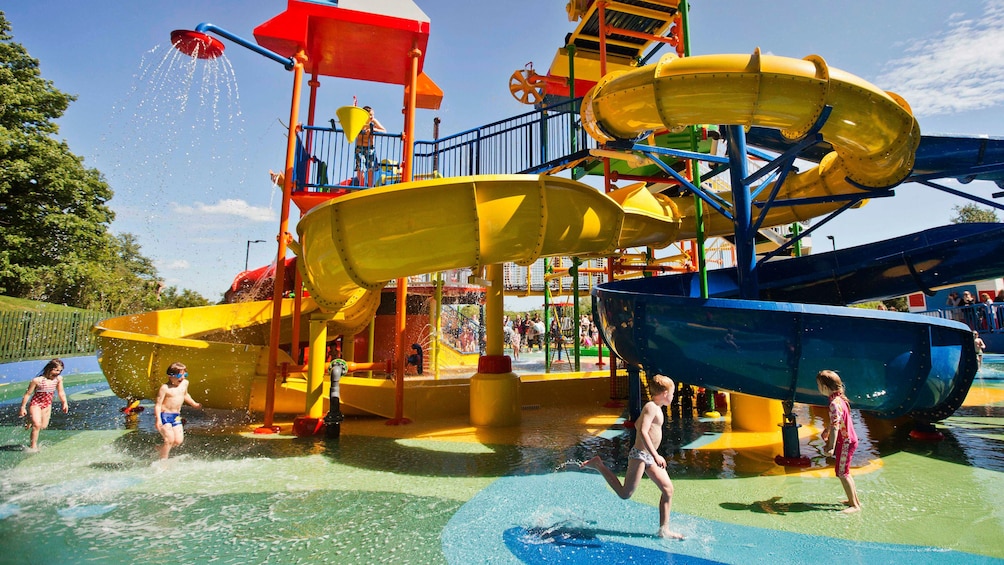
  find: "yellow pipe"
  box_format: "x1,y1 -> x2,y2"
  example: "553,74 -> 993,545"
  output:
485,264 -> 504,356
581,49 -> 920,227
306,314 -> 327,418
342,332 -> 355,363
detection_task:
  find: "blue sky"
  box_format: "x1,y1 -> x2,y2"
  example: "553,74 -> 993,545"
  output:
5,1 -> 1004,303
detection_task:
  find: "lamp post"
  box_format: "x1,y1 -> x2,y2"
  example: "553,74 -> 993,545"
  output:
245,239 -> 266,271
826,235 -> 836,252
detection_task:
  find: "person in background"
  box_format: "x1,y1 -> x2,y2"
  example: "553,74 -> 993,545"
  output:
354,105 -> 386,187
974,331 -> 987,368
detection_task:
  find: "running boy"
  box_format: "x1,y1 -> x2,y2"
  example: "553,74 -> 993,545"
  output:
18,359 -> 68,451
816,369 -> 861,513
581,373 -> 684,539
154,362 -> 202,459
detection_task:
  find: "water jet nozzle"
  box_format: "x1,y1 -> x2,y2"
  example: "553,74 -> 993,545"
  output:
170,29 -> 225,59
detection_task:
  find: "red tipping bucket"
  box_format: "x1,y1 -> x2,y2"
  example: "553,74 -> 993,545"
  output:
170,30 -> 225,59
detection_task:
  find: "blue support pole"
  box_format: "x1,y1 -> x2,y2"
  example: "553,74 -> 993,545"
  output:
627,365 -> 643,423
726,125 -> 758,299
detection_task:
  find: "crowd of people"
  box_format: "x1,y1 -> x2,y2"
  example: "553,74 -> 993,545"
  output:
945,289 -> 1004,332
503,313 -> 600,358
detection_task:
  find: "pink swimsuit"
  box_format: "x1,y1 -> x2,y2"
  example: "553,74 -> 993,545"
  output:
828,392 -> 859,477
29,376 -> 60,409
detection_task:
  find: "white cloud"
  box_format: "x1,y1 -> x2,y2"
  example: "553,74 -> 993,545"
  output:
877,0 -> 1004,116
170,199 -> 275,222
158,259 -> 190,270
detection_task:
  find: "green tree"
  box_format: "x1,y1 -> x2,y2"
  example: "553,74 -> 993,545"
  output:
950,203 -> 999,224
0,12 -> 208,312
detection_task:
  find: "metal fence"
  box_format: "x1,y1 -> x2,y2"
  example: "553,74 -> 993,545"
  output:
922,303 -> 1004,334
0,311 -> 108,363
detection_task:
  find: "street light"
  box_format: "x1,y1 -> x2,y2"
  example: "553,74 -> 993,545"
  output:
826,235 -> 836,251
245,239 -> 266,271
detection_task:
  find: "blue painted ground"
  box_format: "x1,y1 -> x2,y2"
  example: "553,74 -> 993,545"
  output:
442,472 -> 1003,564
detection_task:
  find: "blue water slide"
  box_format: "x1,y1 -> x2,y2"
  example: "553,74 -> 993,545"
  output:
593,287 -> 979,421
745,127 -> 1004,187
640,223 -> 1004,304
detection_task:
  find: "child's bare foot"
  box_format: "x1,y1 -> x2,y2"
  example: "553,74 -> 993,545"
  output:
24,446 -> 39,453
579,456 -> 602,470
658,526 -> 684,539
841,505 -> 861,514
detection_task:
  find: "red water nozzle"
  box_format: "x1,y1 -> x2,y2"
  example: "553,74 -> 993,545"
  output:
171,29 -> 225,59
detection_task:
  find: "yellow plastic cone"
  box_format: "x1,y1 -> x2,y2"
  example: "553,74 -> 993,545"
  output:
336,106 -> 370,143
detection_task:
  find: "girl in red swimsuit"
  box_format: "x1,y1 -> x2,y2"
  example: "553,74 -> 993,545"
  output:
18,359 -> 68,451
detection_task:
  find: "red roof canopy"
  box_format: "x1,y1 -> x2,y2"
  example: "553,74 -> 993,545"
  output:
253,0 -> 430,85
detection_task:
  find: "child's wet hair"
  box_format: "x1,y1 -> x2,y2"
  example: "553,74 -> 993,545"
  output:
816,369 -> 845,394
649,374 -> 674,395
40,358 -> 64,376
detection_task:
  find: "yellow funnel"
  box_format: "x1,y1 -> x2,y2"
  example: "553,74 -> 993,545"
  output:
336,105 -> 371,143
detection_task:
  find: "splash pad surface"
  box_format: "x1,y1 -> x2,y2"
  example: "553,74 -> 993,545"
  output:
0,365 -> 1002,564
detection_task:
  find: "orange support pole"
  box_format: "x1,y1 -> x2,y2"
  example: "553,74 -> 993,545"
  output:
386,44 -> 421,426
257,50 -> 306,435
289,70 -> 321,368
387,278 -> 411,425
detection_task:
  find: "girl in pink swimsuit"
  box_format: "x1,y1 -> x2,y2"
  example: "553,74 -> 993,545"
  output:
817,369 -> 861,513
18,359 -> 68,451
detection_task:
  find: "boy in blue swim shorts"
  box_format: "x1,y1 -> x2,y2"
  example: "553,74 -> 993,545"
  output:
154,362 -> 202,459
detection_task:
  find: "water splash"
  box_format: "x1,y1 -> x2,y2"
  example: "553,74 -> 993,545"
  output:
555,459 -> 586,472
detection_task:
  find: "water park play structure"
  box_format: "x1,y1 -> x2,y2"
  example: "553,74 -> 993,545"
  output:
93,0 -> 1004,456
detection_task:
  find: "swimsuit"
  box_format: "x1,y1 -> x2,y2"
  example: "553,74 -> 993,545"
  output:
29,377 -> 59,409
628,447 -> 656,467
354,145 -> 377,171
828,393 -> 859,478
160,412 -> 183,426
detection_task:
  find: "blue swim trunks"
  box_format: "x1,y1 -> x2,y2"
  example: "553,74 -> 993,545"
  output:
160,412 -> 183,426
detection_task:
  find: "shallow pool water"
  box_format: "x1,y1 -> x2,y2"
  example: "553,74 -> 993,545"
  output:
0,370 -> 1002,564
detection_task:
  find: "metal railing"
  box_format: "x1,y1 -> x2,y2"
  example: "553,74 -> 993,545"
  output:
292,98 -> 595,193
0,311 -> 108,363
921,303 -> 1004,333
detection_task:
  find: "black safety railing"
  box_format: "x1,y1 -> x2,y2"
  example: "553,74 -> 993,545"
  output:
292,98 -> 595,194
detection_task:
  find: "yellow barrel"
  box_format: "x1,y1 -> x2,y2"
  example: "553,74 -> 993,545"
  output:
470,361 -> 521,427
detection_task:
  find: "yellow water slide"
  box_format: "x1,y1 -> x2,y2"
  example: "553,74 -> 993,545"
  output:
294,175 -> 679,335
95,176 -> 680,412
581,48 -> 921,235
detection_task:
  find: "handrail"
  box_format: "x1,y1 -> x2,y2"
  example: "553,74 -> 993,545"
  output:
292,98 -> 595,191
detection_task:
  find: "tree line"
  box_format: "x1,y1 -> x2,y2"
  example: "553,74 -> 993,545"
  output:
0,12 -> 209,314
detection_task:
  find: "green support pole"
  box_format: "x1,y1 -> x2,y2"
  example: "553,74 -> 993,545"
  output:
572,257 -> 581,371
679,0 -> 708,299
544,257 -> 552,373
